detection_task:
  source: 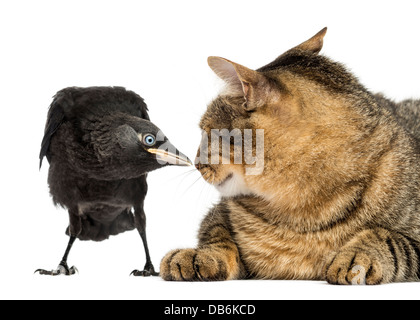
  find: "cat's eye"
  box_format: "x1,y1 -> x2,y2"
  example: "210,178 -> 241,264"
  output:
143,134 -> 156,146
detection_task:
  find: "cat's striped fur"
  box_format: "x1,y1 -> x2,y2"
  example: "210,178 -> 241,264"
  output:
161,28 -> 420,284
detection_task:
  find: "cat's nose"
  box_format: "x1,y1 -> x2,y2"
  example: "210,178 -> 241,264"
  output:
195,157 -> 201,170
195,148 -> 210,170
195,158 -> 209,171
195,150 -> 202,170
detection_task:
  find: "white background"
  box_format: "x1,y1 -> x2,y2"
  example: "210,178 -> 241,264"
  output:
1,0 -> 420,300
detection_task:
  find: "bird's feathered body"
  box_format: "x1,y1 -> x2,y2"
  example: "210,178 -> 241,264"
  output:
55,170 -> 146,242
38,86 -> 191,276
41,87 -> 150,241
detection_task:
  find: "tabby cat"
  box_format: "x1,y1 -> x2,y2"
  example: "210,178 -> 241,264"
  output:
161,28 -> 420,284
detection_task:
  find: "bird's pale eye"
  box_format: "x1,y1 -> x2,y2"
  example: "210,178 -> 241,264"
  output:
143,134 -> 156,146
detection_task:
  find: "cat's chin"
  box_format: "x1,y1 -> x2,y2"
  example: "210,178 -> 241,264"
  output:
215,172 -> 253,197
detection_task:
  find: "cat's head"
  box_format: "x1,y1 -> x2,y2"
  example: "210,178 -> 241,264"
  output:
197,28 -> 378,208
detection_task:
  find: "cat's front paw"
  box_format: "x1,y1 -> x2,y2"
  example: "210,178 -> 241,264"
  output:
324,249 -> 384,285
160,248 -> 228,281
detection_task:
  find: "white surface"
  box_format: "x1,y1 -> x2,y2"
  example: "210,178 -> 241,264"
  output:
9,276 -> 420,300
1,0 -> 420,300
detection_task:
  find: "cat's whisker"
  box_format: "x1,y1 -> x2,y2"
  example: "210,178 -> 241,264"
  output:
169,168 -> 198,182
198,181 -> 209,208
181,174 -> 205,197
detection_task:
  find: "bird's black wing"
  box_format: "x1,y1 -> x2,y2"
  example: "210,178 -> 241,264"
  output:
39,90 -> 73,169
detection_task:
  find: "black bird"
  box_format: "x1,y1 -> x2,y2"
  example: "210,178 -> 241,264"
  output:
36,86 -> 192,276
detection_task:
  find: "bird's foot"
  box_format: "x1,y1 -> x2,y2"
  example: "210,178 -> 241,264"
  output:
34,262 -> 78,276
130,263 -> 159,277
131,269 -> 159,277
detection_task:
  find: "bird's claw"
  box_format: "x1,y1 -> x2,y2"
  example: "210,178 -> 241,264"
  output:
34,263 -> 78,276
67,266 -> 78,275
130,264 -> 159,277
130,269 -> 160,277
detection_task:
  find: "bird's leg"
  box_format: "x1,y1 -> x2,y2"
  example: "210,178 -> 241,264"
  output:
58,235 -> 78,274
35,235 -> 78,276
131,207 -> 159,277
130,229 -> 159,276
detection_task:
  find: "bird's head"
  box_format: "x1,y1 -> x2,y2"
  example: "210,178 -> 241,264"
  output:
134,120 -> 192,168
92,115 -> 192,179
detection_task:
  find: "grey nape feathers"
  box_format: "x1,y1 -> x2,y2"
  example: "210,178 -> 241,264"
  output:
36,86 -> 191,276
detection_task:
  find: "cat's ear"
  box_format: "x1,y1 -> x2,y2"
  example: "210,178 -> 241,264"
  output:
294,27 -> 327,54
208,56 -> 269,111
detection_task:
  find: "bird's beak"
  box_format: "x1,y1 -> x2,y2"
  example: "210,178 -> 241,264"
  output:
147,148 -> 193,167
